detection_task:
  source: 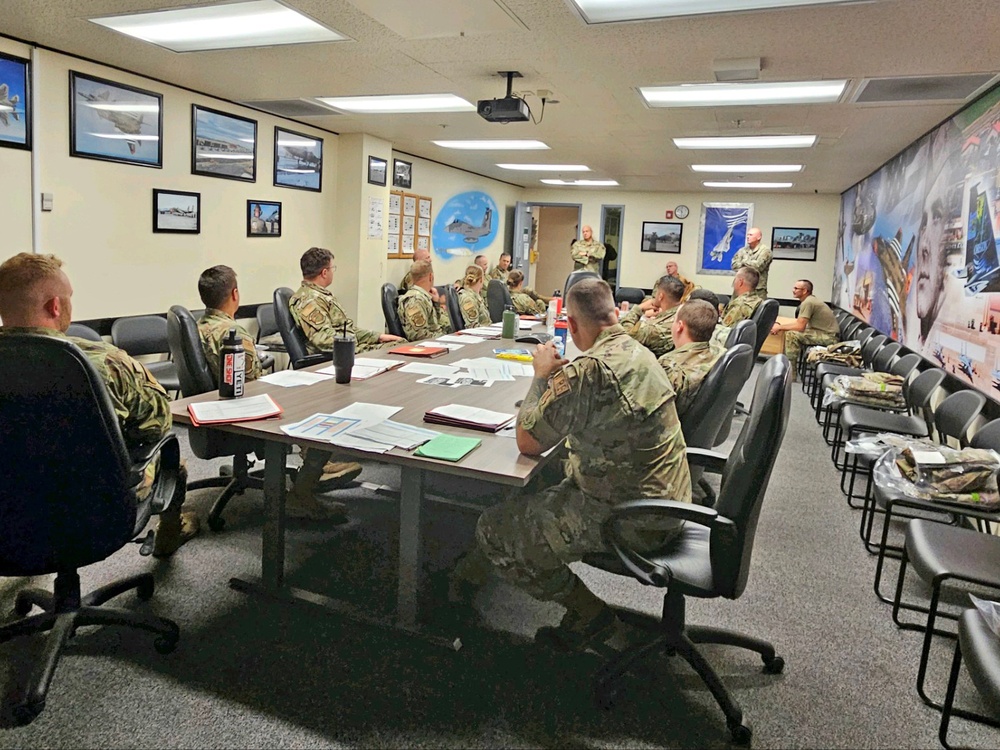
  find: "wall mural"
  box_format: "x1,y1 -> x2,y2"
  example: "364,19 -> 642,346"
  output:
833,83 -> 1000,393
431,191 -> 498,257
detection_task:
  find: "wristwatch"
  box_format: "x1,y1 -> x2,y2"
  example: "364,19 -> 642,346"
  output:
675,205 -> 690,220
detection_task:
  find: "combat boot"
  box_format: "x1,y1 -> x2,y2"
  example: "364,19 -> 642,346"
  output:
288,450 -> 349,522
534,578 -> 617,652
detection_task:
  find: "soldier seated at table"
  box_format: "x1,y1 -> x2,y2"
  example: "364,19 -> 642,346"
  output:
506,270 -> 547,315
449,278 -> 692,651
721,266 -> 761,327
398,247 -> 430,294
457,265 -> 492,329
770,279 -> 840,381
658,300 -> 726,418
687,288 -> 732,349
397,260 -> 452,341
618,274 -> 685,357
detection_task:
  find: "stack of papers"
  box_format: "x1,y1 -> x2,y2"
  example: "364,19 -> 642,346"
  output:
188,394 -> 282,426
438,334 -> 485,345
459,327 -> 502,338
259,370 -> 333,387
424,404 -> 515,432
400,362 -> 460,377
317,357 -> 400,380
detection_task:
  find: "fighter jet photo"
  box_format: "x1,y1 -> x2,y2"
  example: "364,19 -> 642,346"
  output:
447,207 -> 492,244
283,146 -> 321,169
0,83 -> 20,127
78,89 -> 145,154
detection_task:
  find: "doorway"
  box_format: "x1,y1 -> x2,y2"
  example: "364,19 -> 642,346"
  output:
527,204 -> 581,295
600,205 -> 623,290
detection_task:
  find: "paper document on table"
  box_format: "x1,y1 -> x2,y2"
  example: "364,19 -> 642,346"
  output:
425,342 -> 464,351
487,320 -> 536,330
425,404 -> 514,428
349,420 -> 440,450
317,357 -> 399,380
329,402 -> 402,430
188,394 -> 282,425
466,365 -> 514,382
507,362 -> 534,377
259,369 -> 333,387
438,334 -> 484,344
281,413 -> 360,441
460,327 -> 502,338
399,362 -> 460,377
329,433 -> 393,454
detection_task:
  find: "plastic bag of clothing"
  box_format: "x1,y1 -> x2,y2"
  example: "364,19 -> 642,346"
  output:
823,372 -> 906,409
872,445 -> 1000,509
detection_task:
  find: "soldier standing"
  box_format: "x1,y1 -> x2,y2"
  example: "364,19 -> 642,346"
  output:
397,259 -> 452,341
658,300 -> 726,418
570,225 -> 606,274
730,226 -> 772,298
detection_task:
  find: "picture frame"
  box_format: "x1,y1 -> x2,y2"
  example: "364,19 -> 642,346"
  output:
192,105 -> 256,182
0,52 -> 31,150
273,126 -> 322,192
247,200 -> 281,237
152,189 -> 200,234
368,155 -> 387,186
70,71 -> 161,168
640,221 -> 683,253
393,158 -> 412,189
697,202 -> 753,275
771,226 -> 819,261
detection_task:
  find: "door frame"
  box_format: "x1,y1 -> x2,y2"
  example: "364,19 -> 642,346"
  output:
599,204 -> 625,289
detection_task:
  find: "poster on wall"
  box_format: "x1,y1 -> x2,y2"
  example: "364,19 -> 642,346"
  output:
71,71 -> 162,168
273,127 -> 322,191
0,52 -> 30,150
431,191 -> 499,257
833,82 -> 1000,395
697,203 -> 752,275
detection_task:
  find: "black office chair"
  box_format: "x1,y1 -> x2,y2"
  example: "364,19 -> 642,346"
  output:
273,287 -> 331,370
252,304 -> 280,372
66,322 -> 103,341
939,607 -> 1000,748
381,283 -> 406,338
167,305 -> 276,532
583,355 -> 792,744
563,270 -> 600,296
445,285 -> 465,332
725,320 -> 756,350
614,287 -> 645,306
0,333 -> 181,725
749,298 -> 780,358
486,279 -> 513,323
716,293 -> 731,308
110,315 -> 181,395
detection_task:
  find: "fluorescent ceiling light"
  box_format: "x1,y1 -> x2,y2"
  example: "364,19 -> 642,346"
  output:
90,0 -> 347,53
433,140 -> 549,150
317,94 -> 475,114
541,179 -> 619,186
497,164 -> 591,171
691,164 -> 803,172
640,80 -> 847,107
674,135 -> 817,149
703,181 -> 794,188
570,1 -> 869,24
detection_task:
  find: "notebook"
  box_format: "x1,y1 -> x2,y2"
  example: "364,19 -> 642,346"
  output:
389,344 -> 449,358
414,434 -> 482,462
423,404 -> 515,433
188,393 -> 282,426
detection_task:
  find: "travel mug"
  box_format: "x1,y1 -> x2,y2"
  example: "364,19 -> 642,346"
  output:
333,336 -> 355,384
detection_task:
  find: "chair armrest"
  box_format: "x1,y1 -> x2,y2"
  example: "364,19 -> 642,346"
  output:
293,352 -> 332,370
686,447 -> 727,475
128,432 -> 181,516
609,498 -> 720,527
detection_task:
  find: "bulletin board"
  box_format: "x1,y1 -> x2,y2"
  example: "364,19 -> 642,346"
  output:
388,190 -> 432,258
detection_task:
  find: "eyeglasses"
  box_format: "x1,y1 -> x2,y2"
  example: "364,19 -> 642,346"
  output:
326,264 -> 337,274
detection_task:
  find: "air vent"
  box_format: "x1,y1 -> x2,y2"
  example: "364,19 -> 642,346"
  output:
237,99 -> 340,118
852,74 -> 998,104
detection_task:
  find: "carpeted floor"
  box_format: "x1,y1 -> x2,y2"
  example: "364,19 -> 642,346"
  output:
0,368 -> 997,749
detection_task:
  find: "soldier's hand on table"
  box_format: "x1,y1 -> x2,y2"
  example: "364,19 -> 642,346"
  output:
532,341 -> 568,379
379,333 -> 404,343
770,323 -> 781,335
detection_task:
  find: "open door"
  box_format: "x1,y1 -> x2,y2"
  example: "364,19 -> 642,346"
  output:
510,201 -> 533,286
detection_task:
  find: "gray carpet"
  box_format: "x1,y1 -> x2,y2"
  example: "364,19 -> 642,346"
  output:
1,369 -> 998,749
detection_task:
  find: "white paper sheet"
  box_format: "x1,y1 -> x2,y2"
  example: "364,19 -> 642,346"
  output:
399,363 -> 461,377
259,370 -> 333,387
460,327 -> 502,338
329,433 -> 393,454
465,365 -> 514,382
188,394 -> 281,423
280,413 -> 360,440
329,402 -> 402,430
438,334 -> 484,344
427,404 -> 514,427
349,420 -> 440,450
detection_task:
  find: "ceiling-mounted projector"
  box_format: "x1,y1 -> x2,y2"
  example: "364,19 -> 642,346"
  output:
478,71 -> 530,123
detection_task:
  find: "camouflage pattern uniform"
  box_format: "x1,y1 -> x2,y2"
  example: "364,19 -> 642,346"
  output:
458,287 -> 491,329
197,308 -> 262,385
619,304 -> 679,357
658,340 -> 725,417
785,295 -> 840,379
397,285 -> 451,341
487,265 -> 509,283
511,291 -> 546,315
289,281 -> 382,354
398,271 -> 413,295
721,292 -> 761,328
473,325 -> 691,602
570,238 -> 606,274
712,323 -> 731,349
730,243 -> 773,298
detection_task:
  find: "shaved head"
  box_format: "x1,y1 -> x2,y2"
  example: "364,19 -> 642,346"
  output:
0,252 -> 74,331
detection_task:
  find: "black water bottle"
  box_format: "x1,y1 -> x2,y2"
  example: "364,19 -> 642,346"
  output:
219,327 -> 245,399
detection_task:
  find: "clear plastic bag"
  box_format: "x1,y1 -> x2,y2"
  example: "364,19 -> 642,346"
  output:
971,594 -> 1000,637
872,445 -> 1000,509
823,373 -> 907,409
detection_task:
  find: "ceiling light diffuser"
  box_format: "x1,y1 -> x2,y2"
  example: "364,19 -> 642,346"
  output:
317,94 -> 475,114
497,164 -> 591,171
540,179 -> 619,186
432,140 -> 550,150
570,0 -> 870,24
640,80 -> 847,107
90,0 -> 347,53
703,181 -> 794,188
674,135 -> 817,149
691,164 -> 803,172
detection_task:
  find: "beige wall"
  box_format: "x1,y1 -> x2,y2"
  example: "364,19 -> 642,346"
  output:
0,38 -> 32,256
532,205 -> 580,296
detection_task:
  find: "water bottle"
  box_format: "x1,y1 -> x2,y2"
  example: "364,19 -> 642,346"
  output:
552,289 -> 563,316
501,305 -> 517,339
546,298 -> 558,336
219,327 -> 245,399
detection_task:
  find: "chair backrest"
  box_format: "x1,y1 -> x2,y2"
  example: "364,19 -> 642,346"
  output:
749,298 -> 779,357
273,287 -> 312,368
872,341 -> 901,371
255,303 -> 278,341
970,418 -> 1000,450
861,334 -> 887,368
934,389 -> 987,447
725,319 -> 756,350
381,283 -> 405,338
445,285 -> 465,332
716,293 -> 731,308
0,334 -> 139,575
486,279 -> 512,323
713,354 -> 793,599
615,286 -> 645,306
110,315 -> 170,357
166,305 -> 215,398
563,270 -> 600,297
681,343 -> 754,449
889,352 -> 921,380
853,324 -> 873,344
67,322 -> 103,342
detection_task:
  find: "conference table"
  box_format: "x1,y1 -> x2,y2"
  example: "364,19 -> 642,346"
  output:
170,327 -> 560,647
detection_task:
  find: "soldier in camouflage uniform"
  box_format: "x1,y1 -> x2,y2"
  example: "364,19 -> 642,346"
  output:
570,225 -> 606,274
507,270 -> 547,315
487,253 -> 512,283
731,226 -> 772,298
686,288 -> 731,347
721,266 -> 762,327
771,279 -> 840,380
658,300 -> 726,418
618,274 -> 684,357
457,265 -> 492,329
0,253 -> 195,557
197,265 -> 361,521
290,247 -> 403,355
398,247 -> 430,294
665,260 -> 696,302
397,259 -> 452,341
451,278 -> 691,650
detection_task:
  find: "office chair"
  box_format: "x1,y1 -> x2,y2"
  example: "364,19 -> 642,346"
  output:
251,303 -> 279,372
749,298 -> 779,359
725,320 -> 756,350
110,315 -> 181,395
563,270 -> 600,296
0,333 -> 181,725
583,355 -> 792,744
486,279 -> 513,323
273,287 -> 332,370
445,285 -> 465,332
716,293 -> 731,308
380,283 -> 406,338
614,287 -> 645,306
167,305 -> 280,532
66,322 -> 103,341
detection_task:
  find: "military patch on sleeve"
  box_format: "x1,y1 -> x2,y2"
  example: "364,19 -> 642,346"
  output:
406,304 -> 427,328
301,302 -> 326,327
550,370 -> 572,399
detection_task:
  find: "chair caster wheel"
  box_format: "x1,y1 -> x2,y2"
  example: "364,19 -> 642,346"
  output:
593,681 -> 622,710
154,636 -> 178,655
762,655 -> 785,674
13,700 -> 43,726
13,595 -> 34,617
729,720 -> 752,745
136,579 -> 155,602
207,515 -> 226,532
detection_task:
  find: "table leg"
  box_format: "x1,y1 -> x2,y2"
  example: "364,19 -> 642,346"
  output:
261,441 -> 288,589
397,466 -> 425,628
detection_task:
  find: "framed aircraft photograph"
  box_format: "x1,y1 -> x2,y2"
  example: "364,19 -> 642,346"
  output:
152,189 -> 200,234
393,158 -> 412,189
192,105 -> 256,182
640,221 -> 683,253
0,52 -> 30,151
247,200 -> 281,237
368,155 -> 387,186
273,126 -> 322,192
70,71 -> 162,168
771,226 -> 819,261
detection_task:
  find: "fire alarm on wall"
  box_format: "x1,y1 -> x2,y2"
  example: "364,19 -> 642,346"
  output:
664,210 -> 674,219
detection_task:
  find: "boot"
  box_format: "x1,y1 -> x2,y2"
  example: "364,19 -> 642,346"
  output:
153,510 -> 200,557
318,460 -> 363,489
534,577 -> 617,652
288,450 -> 349,522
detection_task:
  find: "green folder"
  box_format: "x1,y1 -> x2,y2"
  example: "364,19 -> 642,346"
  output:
414,434 -> 482,462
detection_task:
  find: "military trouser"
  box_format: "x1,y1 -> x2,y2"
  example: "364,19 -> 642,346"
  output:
785,330 -> 838,379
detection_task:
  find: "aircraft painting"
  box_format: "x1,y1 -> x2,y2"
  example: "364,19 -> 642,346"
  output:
78,90 -> 146,155
0,83 -> 20,127
448,207 -> 492,244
